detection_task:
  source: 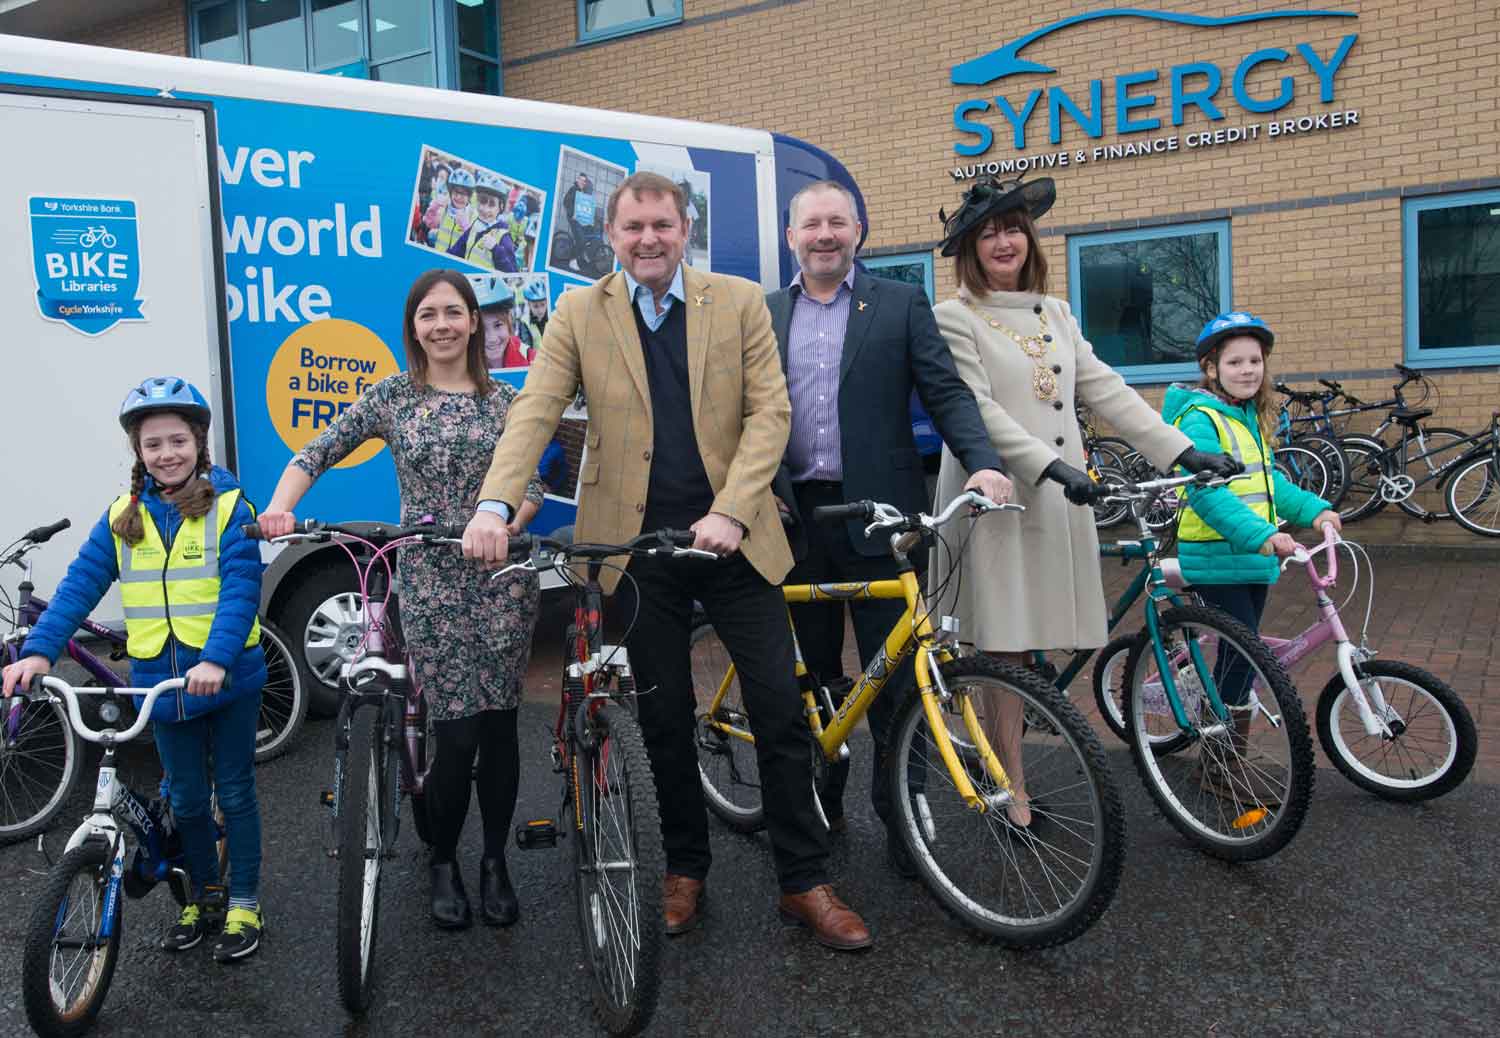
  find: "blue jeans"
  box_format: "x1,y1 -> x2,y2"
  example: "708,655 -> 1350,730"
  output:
1193,583 -> 1270,709
152,687 -> 261,904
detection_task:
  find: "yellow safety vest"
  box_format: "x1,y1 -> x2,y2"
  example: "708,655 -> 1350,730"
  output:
432,208 -> 468,253
108,489 -> 261,658
1174,406 -> 1278,542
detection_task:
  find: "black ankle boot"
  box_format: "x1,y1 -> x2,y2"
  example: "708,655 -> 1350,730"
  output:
430,860 -> 473,930
479,857 -> 519,927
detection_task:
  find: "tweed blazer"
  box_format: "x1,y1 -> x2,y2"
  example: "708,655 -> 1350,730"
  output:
478,265 -> 794,593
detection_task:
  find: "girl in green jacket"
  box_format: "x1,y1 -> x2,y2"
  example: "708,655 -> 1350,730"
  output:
1161,312 -> 1340,798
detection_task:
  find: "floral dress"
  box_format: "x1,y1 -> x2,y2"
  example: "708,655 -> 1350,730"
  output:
293,372 -> 545,720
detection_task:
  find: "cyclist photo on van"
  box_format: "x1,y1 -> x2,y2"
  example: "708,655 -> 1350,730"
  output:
546,145 -> 625,282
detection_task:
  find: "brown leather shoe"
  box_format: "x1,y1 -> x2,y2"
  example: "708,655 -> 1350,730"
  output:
777,884 -> 872,951
663,874 -> 706,935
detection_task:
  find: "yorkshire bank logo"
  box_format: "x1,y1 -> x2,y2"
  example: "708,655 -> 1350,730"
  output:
950,8 -> 1359,156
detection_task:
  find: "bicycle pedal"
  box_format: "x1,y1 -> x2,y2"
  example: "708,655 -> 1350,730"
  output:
515,819 -> 560,849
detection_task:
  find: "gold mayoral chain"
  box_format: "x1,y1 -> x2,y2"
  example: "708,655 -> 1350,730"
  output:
964,298 -> 1059,401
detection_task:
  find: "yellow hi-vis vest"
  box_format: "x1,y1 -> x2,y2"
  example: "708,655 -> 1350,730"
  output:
1174,406 -> 1278,542
107,489 -> 261,659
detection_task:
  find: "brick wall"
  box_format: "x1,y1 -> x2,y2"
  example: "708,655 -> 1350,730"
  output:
503,0 -> 1500,547
62,1 -> 186,56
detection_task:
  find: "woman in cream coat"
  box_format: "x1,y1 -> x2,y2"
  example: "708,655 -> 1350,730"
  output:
928,176 -> 1239,824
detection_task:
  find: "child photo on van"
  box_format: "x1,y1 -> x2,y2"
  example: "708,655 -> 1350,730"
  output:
472,275 -> 532,370
408,146 -> 546,271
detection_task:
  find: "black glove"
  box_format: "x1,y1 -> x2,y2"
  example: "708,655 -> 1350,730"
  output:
1043,460 -> 1107,506
1174,448 -> 1244,479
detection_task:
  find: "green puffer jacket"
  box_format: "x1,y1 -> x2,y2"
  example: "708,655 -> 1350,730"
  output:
1161,385 -> 1331,586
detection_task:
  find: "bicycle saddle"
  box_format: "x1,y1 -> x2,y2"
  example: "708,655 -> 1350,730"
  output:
1391,407 -> 1433,424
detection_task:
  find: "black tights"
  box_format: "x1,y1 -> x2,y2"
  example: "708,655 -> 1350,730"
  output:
425,708 -> 519,863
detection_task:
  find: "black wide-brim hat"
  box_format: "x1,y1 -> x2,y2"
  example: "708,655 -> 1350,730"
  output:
937,176 -> 1056,257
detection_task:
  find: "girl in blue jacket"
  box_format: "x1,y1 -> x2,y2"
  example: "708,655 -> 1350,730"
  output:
1161,314 -> 1340,795
1,377 -> 267,962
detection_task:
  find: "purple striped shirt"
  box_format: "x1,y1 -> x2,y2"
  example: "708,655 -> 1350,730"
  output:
785,268 -> 855,482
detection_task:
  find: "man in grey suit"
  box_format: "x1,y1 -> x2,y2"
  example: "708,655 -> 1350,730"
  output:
768,180 -> 1011,874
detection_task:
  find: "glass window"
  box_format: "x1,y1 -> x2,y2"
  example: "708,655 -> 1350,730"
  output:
456,0 -> 498,57
311,0 -> 363,69
370,0 -> 432,61
1403,190 -> 1500,368
863,252 -> 936,303
1067,221 -> 1231,383
459,53 -> 499,94
247,0 -> 307,71
371,52 -> 436,86
578,0 -> 683,44
195,2 -> 242,63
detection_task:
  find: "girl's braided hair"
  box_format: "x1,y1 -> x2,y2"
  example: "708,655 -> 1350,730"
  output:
110,414 -> 216,546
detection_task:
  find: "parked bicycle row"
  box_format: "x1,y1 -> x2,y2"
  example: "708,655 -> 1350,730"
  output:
1083,362 -> 1500,540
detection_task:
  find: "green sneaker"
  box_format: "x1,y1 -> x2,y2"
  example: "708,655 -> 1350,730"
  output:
162,902 -> 205,952
212,906 -> 263,963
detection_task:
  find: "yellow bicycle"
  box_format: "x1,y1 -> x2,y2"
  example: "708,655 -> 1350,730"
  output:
691,493 -> 1125,948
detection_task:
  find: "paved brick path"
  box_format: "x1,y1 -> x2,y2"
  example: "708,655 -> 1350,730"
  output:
521,547 -> 1498,781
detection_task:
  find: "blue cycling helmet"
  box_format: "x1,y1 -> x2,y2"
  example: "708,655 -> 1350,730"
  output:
447,168 -> 475,191
511,201 -> 528,221
522,280 -> 548,303
1195,311 -> 1274,362
473,171 -> 504,198
119,376 -> 212,430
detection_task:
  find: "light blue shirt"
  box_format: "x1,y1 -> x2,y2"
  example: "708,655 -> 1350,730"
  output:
478,265 -> 688,521
622,265 -> 686,332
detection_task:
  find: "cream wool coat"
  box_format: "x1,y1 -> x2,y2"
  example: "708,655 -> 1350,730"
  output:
929,287 -> 1191,651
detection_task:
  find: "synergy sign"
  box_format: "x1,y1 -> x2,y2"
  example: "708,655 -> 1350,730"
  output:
950,8 -> 1360,177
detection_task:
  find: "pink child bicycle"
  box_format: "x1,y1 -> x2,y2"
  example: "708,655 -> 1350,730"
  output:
1098,525 -> 1477,802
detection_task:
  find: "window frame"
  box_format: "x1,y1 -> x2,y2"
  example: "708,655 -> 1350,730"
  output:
575,0 -> 683,46
862,251 -> 936,303
1402,188 -> 1500,369
187,0 -> 497,93
1066,219 -> 1233,385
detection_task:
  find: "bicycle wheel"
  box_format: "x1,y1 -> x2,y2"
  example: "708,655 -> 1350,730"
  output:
254,622 -> 309,764
1125,605 -> 1313,861
1274,443 -> 1333,503
1336,435 -> 1390,523
886,656 -> 1124,948
1289,433 -> 1348,509
1090,633 -> 1142,744
691,623 -> 765,833
1316,660 -> 1477,801
1090,463 -> 1130,528
1445,452 -> 1500,537
335,707 -> 387,1014
0,694 -> 81,845
571,701 -> 664,1037
1393,427 -> 1469,520
21,840 -> 121,1038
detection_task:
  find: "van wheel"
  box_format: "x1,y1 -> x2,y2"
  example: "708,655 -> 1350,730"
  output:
277,563 -> 365,717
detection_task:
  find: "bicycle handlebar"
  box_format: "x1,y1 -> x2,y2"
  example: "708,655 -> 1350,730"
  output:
1098,470 -> 1232,505
508,527 -> 697,559
22,518 -> 71,544
814,490 -> 1024,536
1281,523 -> 1344,588
241,518 -> 465,545
14,676 -> 186,745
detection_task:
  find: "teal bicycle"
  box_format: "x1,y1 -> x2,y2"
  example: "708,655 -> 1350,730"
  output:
1043,470 -> 1314,862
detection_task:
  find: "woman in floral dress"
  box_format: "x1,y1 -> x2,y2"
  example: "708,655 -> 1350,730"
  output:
259,269 -> 545,931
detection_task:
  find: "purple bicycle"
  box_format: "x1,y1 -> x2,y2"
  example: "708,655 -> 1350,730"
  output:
1,520 -> 308,846
1099,525 -> 1477,802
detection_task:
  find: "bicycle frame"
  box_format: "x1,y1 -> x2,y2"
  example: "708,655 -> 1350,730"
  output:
1259,529 -> 1401,739
702,541 -> 1013,813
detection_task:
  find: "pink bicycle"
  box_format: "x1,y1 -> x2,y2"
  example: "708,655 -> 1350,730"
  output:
1097,525 -> 1477,802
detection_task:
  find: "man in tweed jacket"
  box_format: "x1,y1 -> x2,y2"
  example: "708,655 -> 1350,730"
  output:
463,172 -> 873,951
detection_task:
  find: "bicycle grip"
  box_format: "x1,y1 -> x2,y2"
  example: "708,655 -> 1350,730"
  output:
240,522 -> 265,541
812,501 -> 875,523
658,529 -> 697,548
507,533 -> 535,557
23,518 -> 71,544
